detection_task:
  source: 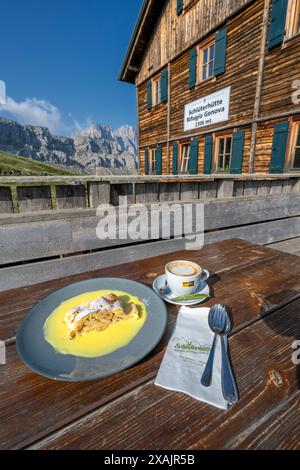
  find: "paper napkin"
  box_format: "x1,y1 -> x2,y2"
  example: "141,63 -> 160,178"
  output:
155,307 -> 229,410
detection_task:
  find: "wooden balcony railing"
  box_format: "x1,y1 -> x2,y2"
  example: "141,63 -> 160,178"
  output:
1,174 -> 300,214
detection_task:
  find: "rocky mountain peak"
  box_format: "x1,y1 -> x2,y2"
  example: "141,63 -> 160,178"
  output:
0,117 -> 138,175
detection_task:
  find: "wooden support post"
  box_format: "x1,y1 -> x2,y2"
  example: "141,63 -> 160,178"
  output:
249,0 -> 271,173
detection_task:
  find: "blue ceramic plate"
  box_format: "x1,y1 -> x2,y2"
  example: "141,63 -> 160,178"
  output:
16,278 -> 168,382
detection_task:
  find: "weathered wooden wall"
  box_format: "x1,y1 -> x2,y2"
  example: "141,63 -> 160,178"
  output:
260,33 -> 300,117
137,0 -> 300,177
1,190 -> 300,291
137,0 -> 253,84
138,0 -> 265,175
138,74 -> 168,147
169,1 -> 263,137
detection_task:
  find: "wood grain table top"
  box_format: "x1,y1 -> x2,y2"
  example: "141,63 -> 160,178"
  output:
0,239 -> 299,450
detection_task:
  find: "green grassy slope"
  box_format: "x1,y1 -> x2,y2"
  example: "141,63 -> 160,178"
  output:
0,151 -> 77,176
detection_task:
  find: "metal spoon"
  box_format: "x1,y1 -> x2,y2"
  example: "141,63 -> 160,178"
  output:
201,305 -> 239,405
201,305 -> 226,387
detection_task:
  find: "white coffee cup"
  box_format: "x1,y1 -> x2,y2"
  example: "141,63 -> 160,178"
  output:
165,260 -> 208,296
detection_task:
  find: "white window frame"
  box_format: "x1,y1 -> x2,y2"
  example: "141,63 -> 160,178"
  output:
198,41 -> 215,83
149,147 -> 157,174
286,0 -> 300,40
215,135 -> 233,173
152,76 -> 161,107
179,143 -> 191,174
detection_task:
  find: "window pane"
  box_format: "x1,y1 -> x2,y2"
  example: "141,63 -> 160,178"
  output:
202,65 -> 207,81
209,44 -> 215,60
219,139 -> 225,156
296,127 -> 300,147
225,154 -> 231,170
218,155 -> 223,171
203,48 -> 208,64
209,60 -> 214,77
294,147 -> 300,169
293,127 -> 300,169
297,3 -> 300,34
226,138 -> 232,154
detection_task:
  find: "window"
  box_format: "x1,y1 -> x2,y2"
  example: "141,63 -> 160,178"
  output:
149,148 -> 157,174
199,42 -> 215,82
291,123 -> 300,169
286,0 -> 300,39
152,77 -> 161,107
216,136 -> 232,172
179,144 -> 191,174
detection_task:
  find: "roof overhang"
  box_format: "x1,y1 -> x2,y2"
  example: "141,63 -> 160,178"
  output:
119,0 -> 167,84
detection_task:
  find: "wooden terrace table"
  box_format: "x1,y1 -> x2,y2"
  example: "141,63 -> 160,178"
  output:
0,239 -> 299,450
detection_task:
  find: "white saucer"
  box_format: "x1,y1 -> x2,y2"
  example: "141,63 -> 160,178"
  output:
152,271 -> 210,306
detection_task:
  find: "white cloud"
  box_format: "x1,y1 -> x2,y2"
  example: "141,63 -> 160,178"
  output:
0,95 -> 98,137
1,96 -> 67,134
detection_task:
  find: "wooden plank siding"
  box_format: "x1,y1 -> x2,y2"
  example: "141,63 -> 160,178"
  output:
138,74 -> 168,148
136,0 -> 254,85
260,35 -> 300,117
137,0 -> 264,175
169,1 -> 263,137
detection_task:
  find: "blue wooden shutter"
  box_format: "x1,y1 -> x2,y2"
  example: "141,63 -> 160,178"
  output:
270,121 -> 289,173
189,139 -> 199,175
145,147 -> 149,175
177,0 -> 183,16
156,145 -> 163,175
173,143 -> 178,175
268,0 -> 288,49
189,48 -> 197,89
204,136 -> 213,174
231,130 -> 245,174
214,28 -> 227,76
161,69 -> 168,103
147,80 -> 152,111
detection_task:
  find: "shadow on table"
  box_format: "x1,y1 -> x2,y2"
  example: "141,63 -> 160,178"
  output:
261,294 -> 300,391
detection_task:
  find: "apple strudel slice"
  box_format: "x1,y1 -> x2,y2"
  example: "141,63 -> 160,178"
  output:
65,293 -> 140,339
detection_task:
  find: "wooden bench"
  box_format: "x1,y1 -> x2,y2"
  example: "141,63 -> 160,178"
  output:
1,191 -> 300,291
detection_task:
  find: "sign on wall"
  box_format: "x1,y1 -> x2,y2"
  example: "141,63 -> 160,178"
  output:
184,87 -> 231,132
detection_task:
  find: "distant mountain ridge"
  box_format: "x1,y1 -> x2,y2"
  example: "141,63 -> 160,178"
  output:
0,117 -> 138,174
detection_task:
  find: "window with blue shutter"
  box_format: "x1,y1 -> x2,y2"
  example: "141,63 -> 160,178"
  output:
189,48 -> 197,89
145,148 -> 149,175
231,130 -> 245,174
161,69 -> 168,103
189,139 -> 199,175
156,145 -> 163,175
214,28 -> 227,76
268,0 -> 288,49
173,143 -> 178,175
270,121 -> 289,173
204,136 -> 213,174
177,0 -> 183,16
147,80 -> 152,111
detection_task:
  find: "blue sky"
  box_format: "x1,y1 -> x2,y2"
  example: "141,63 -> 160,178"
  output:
0,0 -> 142,135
